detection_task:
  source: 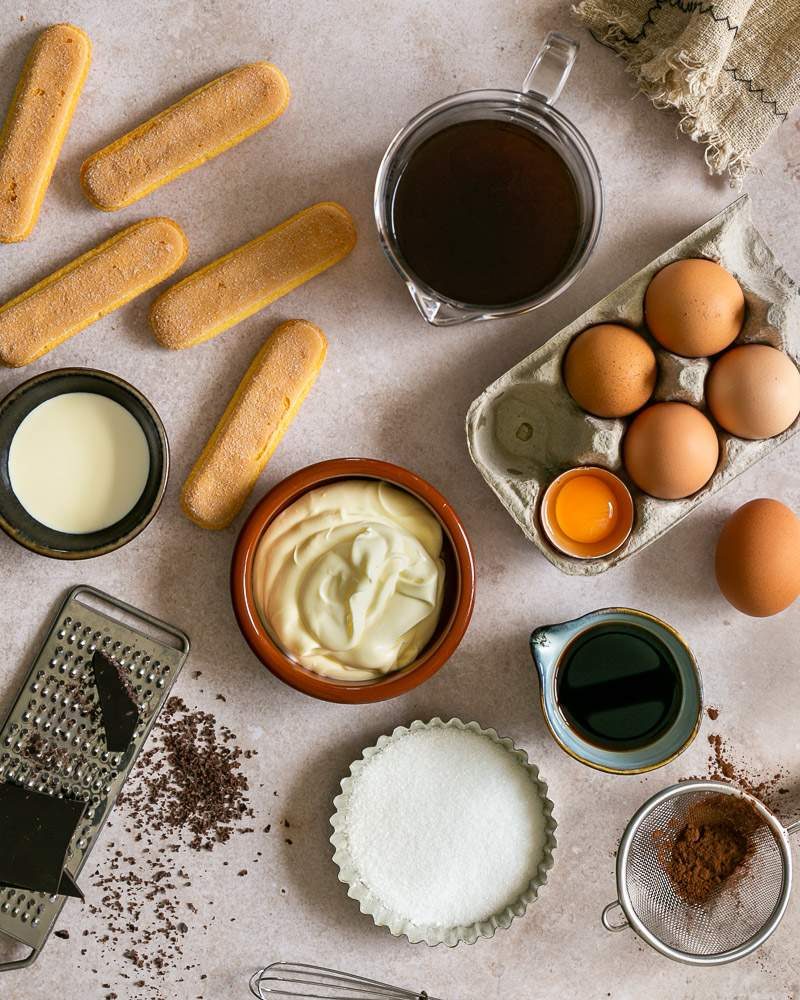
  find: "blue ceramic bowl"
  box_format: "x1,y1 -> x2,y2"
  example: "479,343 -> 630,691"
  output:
530,608 -> 702,774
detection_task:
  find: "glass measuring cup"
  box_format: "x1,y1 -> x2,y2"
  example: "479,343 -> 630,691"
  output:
374,32 -> 603,326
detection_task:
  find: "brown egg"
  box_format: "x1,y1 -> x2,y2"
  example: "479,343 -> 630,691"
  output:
644,258 -> 745,357
706,344 -> 800,439
564,324 -> 657,418
715,499 -> 800,616
623,402 -> 719,499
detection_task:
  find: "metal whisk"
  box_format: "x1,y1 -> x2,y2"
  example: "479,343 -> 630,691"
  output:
249,963 -> 445,1000
602,780 -> 800,965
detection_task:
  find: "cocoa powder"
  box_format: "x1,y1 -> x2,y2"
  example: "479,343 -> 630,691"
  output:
656,793 -> 763,905
685,707 -> 794,818
706,732 -> 790,813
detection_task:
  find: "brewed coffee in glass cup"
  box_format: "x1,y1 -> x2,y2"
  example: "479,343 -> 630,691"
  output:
374,32 -> 603,326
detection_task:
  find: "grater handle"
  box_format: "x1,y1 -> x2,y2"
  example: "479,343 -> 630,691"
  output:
601,900 -> 629,932
0,943 -> 38,972
68,585 -> 190,654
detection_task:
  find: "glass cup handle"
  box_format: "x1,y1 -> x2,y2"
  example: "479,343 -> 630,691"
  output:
522,31 -> 579,106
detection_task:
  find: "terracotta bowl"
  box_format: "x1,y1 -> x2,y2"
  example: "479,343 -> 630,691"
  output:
231,458 -> 475,703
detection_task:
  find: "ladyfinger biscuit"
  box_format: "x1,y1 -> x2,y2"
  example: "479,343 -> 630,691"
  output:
0,24 -> 91,242
0,218 -> 188,367
181,320 -> 327,530
81,62 -> 290,211
150,201 -> 355,350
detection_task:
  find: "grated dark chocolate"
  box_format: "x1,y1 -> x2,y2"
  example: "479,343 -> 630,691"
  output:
74,696 -> 257,998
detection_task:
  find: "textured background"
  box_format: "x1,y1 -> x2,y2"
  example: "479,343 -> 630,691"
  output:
0,2 -> 798,998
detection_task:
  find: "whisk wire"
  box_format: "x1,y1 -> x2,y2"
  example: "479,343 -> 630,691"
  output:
250,962 -> 442,1000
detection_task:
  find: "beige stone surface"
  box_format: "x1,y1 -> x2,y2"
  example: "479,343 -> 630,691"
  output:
0,2 -> 798,998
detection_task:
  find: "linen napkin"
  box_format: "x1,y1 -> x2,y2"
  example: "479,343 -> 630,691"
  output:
573,0 -> 800,183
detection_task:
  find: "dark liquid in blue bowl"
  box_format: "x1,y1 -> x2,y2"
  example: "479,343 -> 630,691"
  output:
556,622 -> 682,751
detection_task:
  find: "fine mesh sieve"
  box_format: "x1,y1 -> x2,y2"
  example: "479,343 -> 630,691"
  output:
602,780 -> 800,965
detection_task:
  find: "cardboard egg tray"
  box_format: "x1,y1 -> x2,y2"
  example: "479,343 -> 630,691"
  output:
466,196 -> 800,576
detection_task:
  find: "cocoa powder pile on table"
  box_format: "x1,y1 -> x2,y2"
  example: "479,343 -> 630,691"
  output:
687,708 -> 793,815
706,732 -> 789,812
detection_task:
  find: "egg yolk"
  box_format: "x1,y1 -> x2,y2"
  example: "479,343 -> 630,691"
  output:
555,476 -> 619,544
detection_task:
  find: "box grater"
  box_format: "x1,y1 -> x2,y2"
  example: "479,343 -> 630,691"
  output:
0,585 -> 190,971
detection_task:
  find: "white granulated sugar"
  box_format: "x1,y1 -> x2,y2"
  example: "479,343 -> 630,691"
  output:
345,727 -> 547,928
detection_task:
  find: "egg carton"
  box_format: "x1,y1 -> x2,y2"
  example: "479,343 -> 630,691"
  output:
466,195 -> 800,576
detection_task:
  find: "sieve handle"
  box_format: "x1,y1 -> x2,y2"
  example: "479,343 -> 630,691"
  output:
787,819 -> 800,837
601,901 -> 629,932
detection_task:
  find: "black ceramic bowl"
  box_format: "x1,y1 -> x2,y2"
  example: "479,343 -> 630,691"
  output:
0,368 -> 169,559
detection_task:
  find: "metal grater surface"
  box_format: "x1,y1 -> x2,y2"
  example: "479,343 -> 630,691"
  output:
0,585 -> 190,972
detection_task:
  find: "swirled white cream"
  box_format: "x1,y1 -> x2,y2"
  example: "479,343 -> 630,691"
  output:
252,479 -> 445,680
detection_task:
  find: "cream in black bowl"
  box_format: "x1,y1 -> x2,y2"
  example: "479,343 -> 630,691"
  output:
0,368 -> 168,559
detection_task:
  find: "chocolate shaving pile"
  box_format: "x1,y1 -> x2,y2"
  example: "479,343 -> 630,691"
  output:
119,696 -> 255,850
76,696 -> 256,997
